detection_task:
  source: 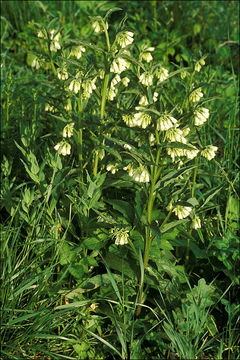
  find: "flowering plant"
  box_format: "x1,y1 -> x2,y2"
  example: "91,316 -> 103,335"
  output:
27,9 -> 220,315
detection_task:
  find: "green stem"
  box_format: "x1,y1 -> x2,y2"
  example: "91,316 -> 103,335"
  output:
191,157 -> 198,198
151,0 -> 157,32
77,92 -> 83,189
50,57 -> 57,76
160,210 -> 172,231
103,23 -> 111,52
185,230 -> 192,266
93,73 -> 110,176
137,145 -> 162,316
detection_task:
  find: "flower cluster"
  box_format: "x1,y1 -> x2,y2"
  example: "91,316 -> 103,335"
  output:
122,112 -> 152,129
122,76 -> 130,87
116,31 -> 134,48
92,20 -> 108,33
69,79 -> 81,94
70,45 -> 86,59
194,107 -> 209,126
110,228 -> 129,246
195,58 -> 206,72
166,127 -> 187,143
156,114 -> 178,131
106,163 -> 118,174
201,145 -> 218,160
155,66 -> 169,82
108,74 -> 121,101
57,65 -> 69,80
139,72 -> 153,86
49,30 -> 61,52
64,98 -> 72,112
31,56 -> 41,70
54,140 -> 71,156
110,56 -> 130,74
37,28 -> 61,52
189,87 -> 203,103
140,44 -> 155,63
173,205 -> 192,219
82,78 -> 97,99
45,104 -> 56,113
123,163 -> 150,183
191,215 -> 201,229
63,123 -> 74,138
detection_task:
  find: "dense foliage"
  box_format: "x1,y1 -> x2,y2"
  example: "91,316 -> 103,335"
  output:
1,1 -> 239,359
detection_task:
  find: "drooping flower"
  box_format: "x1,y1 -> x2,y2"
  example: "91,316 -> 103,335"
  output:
149,133 -> 155,146
57,65 -> 69,80
111,228 -> 129,245
63,123 -> 74,138
173,205 -> 192,219
156,115 -> 178,131
45,104 -> 56,113
139,95 -> 149,106
155,66 -> 169,82
111,74 -> 121,87
133,112 -> 152,128
139,72 -> 153,86
69,79 -> 81,94
141,46 -> 155,62
49,30 -> 61,52
191,216 -> 201,229
122,76 -> 130,87
166,199 -> 174,212
201,145 -> 218,160
99,69 -> 105,79
106,163 -> 118,174
124,163 -> 150,183
180,70 -> 188,79
116,31 -> 134,48
31,56 -> 41,69
153,92 -> 158,102
166,147 -> 185,161
92,21 -> 103,33
195,58 -> 205,72
108,86 -> 117,101
194,107 -> 209,126
70,45 -> 86,59
166,127 -> 187,143
185,148 -> 199,160
82,78 -> 97,98
124,143 -> 132,150
110,57 -> 130,74
189,87 -> 203,103
54,141 -> 71,156
64,98 -> 72,112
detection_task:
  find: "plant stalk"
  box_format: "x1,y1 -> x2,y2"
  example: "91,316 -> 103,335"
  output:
136,146 -> 162,315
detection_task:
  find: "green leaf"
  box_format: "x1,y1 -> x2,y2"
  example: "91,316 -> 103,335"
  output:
21,159 -> 40,184
59,242 -> 74,265
81,236 -> 106,250
171,238 -> 207,259
155,165 -> 195,191
100,144 -> 122,161
104,252 -> 137,279
69,264 -> 86,279
107,199 -> 134,222
200,186 -> 223,209
160,219 -> 188,233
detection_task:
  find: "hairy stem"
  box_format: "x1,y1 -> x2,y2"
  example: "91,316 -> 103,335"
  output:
136,145 -> 162,315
